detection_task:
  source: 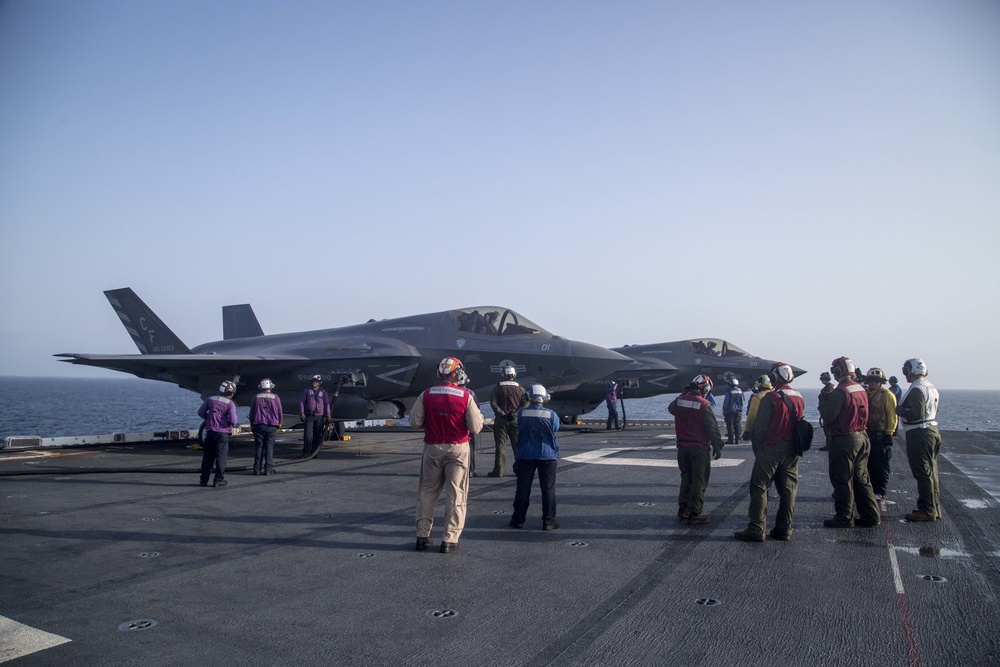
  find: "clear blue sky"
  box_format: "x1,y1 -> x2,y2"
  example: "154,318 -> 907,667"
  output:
2,1 -> 998,390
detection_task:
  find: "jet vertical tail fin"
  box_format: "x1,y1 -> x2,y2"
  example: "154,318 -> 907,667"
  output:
223,304 -> 265,339
103,288 -> 192,354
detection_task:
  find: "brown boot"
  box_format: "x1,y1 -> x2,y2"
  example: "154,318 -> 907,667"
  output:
734,530 -> 764,542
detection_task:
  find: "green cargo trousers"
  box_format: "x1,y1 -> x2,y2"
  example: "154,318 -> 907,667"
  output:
677,446 -> 711,516
745,440 -> 799,538
491,415 -> 518,475
905,426 -> 942,519
828,431 -> 880,524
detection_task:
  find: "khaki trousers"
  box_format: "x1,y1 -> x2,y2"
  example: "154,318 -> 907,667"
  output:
416,442 -> 471,543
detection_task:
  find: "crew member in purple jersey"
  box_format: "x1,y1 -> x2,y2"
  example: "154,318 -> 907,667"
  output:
198,381 -> 240,488
250,379 -> 283,476
299,375 -> 331,458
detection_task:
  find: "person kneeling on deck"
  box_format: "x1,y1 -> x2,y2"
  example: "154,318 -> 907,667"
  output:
410,357 -> 484,553
735,363 -> 804,543
668,375 -> 724,525
509,384 -> 561,531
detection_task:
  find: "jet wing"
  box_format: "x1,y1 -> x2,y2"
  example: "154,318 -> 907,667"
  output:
55,353 -> 316,385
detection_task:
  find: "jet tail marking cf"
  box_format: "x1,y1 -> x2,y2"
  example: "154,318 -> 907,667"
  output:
104,288 -> 191,355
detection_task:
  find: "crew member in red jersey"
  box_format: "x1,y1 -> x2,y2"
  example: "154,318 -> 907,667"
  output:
410,357 -> 484,553
735,363 -> 804,542
667,375 -> 724,525
818,356 -> 879,528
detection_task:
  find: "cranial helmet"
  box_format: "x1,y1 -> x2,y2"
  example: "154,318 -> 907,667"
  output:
259,378 -> 274,390
438,357 -> 467,384
529,384 -> 548,403
501,364 -> 517,379
219,380 -> 237,396
902,358 -> 928,377
819,372 -> 831,382
831,357 -> 856,380
691,374 -> 713,396
754,374 -> 773,392
865,368 -> 886,383
729,378 -> 739,387
310,374 -> 323,384
769,362 -> 794,385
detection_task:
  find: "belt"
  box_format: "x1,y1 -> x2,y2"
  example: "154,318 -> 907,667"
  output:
903,421 -> 938,432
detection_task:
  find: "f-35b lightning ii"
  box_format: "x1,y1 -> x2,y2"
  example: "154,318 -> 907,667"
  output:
547,338 -> 805,423
57,289 -> 630,422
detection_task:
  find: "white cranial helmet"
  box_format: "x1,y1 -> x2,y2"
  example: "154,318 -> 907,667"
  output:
903,358 -> 927,377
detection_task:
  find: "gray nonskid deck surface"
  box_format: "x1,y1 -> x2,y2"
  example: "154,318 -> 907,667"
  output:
2,428 -> 999,666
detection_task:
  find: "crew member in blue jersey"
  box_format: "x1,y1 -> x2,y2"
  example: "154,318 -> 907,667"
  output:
298,375 -> 330,458
509,384 -> 561,530
897,358 -> 942,522
198,381 -> 239,488
722,378 -> 745,444
250,378 -> 283,476
888,376 -> 903,403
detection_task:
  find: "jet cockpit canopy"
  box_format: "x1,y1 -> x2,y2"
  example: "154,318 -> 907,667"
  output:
687,338 -> 751,358
453,307 -> 546,336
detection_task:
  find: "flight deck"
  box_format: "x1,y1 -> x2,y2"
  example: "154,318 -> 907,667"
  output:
2,425 -> 999,666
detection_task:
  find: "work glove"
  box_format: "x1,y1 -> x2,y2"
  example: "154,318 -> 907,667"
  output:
741,432 -> 751,442
299,414 -> 306,422
712,446 -> 723,460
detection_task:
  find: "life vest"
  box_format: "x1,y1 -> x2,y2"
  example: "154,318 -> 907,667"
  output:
674,394 -> 713,449
250,392 -> 282,426
300,389 -> 328,416
830,381 -> 869,435
865,386 -> 895,432
900,378 -> 939,431
493,380 -> 526,416
515,406 -> 559,460
422,383 -> 473,445
762,388 -> 805,444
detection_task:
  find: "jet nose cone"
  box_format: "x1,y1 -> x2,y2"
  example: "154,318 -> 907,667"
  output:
569,341 -> 633,377
791,365 -> 807,378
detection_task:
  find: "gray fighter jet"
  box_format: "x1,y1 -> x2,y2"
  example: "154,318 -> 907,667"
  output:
57,289 -> 631,422
548,337 -> 805,423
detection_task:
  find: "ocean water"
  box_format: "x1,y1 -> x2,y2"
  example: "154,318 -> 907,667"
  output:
1,377 -> 998,440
